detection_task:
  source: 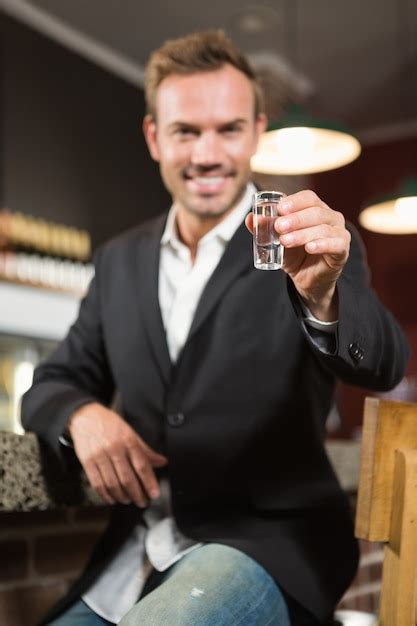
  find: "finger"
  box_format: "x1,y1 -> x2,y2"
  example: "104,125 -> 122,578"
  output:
128,447 -> 161,500
245,213 -> 254,234
84,459 -> 116,505
280,224 -> 344,249
275,206 -> 345,235
304,235 -> 351,262
96,453 -> 132,504
279,189 -> 327,215
137,440 -> 168,467
113,454 -> 149,508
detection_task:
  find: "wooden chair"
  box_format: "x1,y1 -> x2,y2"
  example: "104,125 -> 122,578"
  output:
335,397 -> 417,626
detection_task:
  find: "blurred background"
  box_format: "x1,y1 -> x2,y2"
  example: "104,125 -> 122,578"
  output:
0,0 -> 417,438
0,1 -> 416,623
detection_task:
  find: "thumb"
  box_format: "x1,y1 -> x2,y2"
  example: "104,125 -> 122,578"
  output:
245,212 -> 254,234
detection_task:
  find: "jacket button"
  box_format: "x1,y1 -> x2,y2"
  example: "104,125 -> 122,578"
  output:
167,412 -> 185,427
348,342 -> 364,362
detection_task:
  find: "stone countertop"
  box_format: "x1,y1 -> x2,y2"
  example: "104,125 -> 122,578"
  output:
0,432 -> 361,512
0,432 -> 102,511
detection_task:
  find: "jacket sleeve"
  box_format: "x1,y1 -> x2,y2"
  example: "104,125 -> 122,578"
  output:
287,224 -> 410,390
21,246 -> 115,458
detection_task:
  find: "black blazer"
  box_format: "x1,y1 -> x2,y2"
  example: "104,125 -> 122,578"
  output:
22,214 -> 409,624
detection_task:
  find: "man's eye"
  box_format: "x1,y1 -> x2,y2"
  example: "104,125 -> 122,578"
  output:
176,128 -> 196,137
222,126 -> 241,134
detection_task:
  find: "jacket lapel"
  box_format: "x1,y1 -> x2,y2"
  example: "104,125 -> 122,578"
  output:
135,214 -> 253,379
187,220 -> 253,343
136,214 -> 172,384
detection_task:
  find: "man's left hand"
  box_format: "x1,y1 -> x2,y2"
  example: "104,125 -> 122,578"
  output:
246,190 -> 351,321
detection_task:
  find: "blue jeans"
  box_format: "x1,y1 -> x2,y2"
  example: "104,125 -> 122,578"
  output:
47,600 -> 114,625
49,543 -> 293,625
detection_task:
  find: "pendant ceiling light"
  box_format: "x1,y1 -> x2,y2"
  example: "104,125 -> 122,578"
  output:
251,104 -> 362,175
359,178 -> 417,235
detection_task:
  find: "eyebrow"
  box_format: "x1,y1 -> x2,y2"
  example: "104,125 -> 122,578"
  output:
167,118 -> 248,132
219,118 -> 248,129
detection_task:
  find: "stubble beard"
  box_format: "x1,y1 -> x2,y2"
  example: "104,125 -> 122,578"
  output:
182,179 -> 248,222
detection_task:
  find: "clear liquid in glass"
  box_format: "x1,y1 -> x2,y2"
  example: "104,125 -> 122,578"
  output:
253,200 -> 284,270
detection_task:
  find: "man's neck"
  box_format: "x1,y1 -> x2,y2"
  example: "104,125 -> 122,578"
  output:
174,209 -> 231,262
173,186 -> 251,262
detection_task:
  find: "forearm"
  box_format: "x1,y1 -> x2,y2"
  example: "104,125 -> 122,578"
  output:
21,380 -> 99,458
334,281 -> 409,390
287,251 -> 409,391
21,248 -> 115,454
297,283 -> 338,322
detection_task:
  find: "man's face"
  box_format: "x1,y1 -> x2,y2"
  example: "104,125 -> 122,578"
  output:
143,64 -> 267,222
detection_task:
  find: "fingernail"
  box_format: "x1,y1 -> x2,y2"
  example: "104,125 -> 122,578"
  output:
278,218 -> 291,232
280,200 -> 292,211
281,233 -> 294,245
150,489 -> 160,499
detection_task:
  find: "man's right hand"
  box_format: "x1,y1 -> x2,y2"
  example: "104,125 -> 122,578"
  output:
68,402 -> 168,507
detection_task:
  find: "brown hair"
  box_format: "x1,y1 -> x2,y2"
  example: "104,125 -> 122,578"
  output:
144,29 -> 264,119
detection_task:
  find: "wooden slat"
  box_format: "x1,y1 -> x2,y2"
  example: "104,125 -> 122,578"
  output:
355,397 -> 379,539
355,398 -> 417,542
379,449 -> 417,626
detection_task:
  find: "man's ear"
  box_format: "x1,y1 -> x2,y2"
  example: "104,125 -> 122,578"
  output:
143,114 -> 160,162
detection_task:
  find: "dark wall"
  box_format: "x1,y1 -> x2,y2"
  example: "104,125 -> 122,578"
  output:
312,136 -> 417,436
1,13 -> 415,437
0,13 -> 170,249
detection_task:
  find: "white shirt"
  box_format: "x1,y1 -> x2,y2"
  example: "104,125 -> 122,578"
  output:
159,187 -> 256,362
82,183 -> 338,622
83,186 -> 256,622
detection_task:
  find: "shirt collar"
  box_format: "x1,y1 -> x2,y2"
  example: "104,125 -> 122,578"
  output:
161,183 -> 256,248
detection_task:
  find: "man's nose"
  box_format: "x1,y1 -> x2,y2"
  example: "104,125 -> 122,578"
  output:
191,131 -> 223,166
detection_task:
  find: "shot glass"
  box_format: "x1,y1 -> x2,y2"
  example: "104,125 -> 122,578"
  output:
252,190 -> 286,270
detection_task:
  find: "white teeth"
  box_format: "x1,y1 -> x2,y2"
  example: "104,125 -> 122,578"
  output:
194,177 -> 224,185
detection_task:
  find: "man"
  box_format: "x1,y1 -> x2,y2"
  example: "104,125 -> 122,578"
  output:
22,30 -> 408,626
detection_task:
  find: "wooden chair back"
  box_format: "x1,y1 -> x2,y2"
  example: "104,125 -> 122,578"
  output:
355,397 -> 417,626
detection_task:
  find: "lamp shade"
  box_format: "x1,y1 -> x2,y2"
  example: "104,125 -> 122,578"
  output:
359,178 -> 417,235
251,105 -> 361,175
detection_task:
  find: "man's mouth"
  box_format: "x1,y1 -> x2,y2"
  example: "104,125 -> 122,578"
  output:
184,173 -> 232,194
195,176 -> 225,186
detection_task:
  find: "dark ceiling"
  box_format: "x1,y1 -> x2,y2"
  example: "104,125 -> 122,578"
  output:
1,0 -> 416,145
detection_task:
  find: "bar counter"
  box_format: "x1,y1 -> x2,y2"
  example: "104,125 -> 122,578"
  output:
0,431 -> 361,511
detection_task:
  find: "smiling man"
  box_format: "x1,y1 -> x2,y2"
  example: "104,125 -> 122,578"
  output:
22,30 -> 408,626
143,58 -> 267,258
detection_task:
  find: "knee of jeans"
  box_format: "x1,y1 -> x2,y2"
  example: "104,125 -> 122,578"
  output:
120,544 -> 290,626
198,543 -> 267,577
